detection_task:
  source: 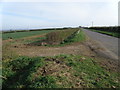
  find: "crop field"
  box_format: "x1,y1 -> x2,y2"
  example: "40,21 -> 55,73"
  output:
2,28 -> 120,88
2,30 -> 54,40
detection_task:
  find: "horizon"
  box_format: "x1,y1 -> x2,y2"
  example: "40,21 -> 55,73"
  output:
2,25 -> 119,32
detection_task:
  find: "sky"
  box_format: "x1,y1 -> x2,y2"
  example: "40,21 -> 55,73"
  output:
0,0 -> 119,30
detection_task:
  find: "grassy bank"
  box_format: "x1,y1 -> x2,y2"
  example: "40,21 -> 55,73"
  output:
2,54 -> 119,88
89,29 -> 120,38
64,29 -> 86,43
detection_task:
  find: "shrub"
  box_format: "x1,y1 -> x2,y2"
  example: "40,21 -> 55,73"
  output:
46,29 -> 78,45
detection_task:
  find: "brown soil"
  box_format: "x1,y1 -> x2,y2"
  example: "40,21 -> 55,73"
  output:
22,34 -> 46,40
2,34 -> 119,72
12,42 -> 95,57
3,34 -> 45,43
32,57 -> 82,88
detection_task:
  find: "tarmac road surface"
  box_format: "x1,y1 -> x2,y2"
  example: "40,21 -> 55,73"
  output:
83,29 -> 118,57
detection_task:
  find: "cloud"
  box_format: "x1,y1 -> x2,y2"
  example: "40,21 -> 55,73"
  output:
1,1 -> 118,30
2,14 -> 58,30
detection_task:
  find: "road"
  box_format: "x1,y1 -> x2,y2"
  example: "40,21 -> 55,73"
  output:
83,29 -> 118,57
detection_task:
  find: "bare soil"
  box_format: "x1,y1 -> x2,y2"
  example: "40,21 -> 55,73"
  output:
2,34 -> 119,72
12,42 -> 95,57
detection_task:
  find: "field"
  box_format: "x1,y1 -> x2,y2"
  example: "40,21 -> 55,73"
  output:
2,28 -> 120,88
2,30 -> 54,40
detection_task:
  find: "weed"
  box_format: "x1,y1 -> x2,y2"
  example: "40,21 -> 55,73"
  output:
2,55 -> 120,88
46,29 -> 78,45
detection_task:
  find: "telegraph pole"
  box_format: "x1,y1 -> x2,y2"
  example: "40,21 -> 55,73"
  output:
118,1 -> 120,26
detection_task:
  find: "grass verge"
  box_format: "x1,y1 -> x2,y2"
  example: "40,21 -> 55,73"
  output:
64,29 -> 86,43
90,29 -> 120,38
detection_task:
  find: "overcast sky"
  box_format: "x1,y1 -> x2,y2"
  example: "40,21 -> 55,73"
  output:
0,0 -> 119,30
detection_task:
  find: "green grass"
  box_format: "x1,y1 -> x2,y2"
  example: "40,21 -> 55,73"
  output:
2,54 -> 120,88
2,30 -> 54,40
90,29 -> 120,38
62,55 -> 119,88
64,29 -> 86,43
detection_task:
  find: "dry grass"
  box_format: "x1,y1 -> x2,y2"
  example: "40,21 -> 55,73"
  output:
46,29 -> 78,45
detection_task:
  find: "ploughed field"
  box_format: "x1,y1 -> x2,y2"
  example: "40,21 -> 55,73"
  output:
2,28 -> 120,88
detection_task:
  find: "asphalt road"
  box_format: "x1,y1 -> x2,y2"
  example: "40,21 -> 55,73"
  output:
83,29 -> 118,56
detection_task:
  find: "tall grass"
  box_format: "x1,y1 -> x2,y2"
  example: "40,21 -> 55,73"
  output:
46,29 -> 78,45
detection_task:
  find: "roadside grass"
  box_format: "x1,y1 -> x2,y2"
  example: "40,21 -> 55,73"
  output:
2,54 -> 120,88
64,29 -> 86,43
2,30 -> 54,40
90,29 -> 120,38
